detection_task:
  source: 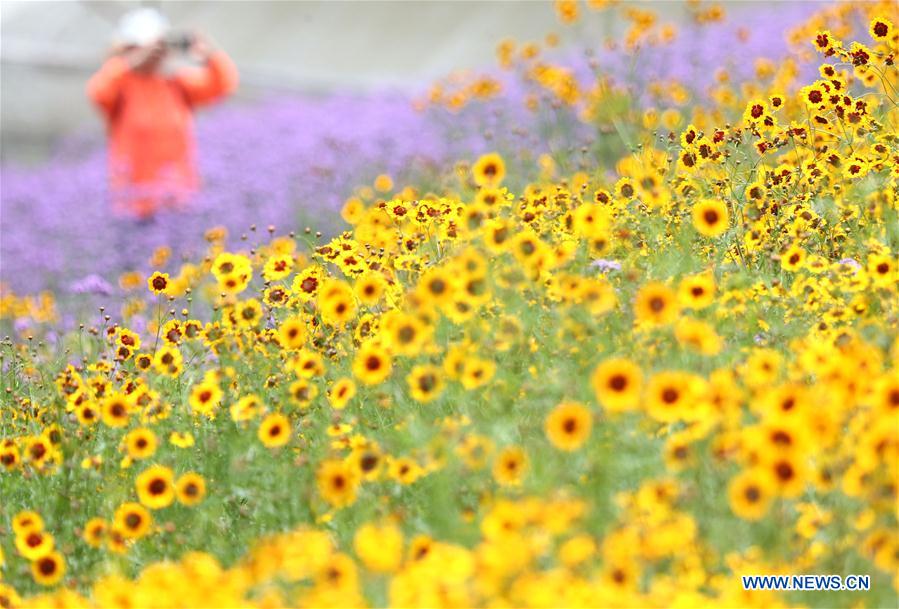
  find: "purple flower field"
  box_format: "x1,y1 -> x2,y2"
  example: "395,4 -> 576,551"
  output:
1,94 -> 444,295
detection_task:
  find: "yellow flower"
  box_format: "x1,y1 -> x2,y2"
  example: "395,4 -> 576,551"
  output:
169,431 -> 195,448
416,267 -> 455,308
781,244 -> 806,271
114,502 -> 152,539
675,317 -> 723,355
387,456 -> 424,485
460,357 -> 496,390
124,427 -> 157,460
577,278 -> 617,315
231,393 -> 264,421
353,341 -> 393,386
234,298 -> 263,329
15,529 -> 54,560
0,443 -> 20,470
349,445 -> 384,481
341,196 -> 366,224
160,319 -> 183,345
211,252 -> 252,294
493,446 -> 528,487
83,518 -> 107,548
278,316 -> 307,350
867,253 -> 896,287
135,464 -> 175,510
406,365 -> 445,403
554,0 -> 579,24
288,349 -> 326,378
559,534 -> 596,566
634,281 -> 680,326
101,392 -> 132,428
291,265 -> 326,301
317,459 -> 360,508
116,328 -> 141,351
382,311 -> 430,357
374,173 -> 394,192
869,16 -> 892,41
678,273 -> 716,309
354,521 -> 404,573
765,453 -> 808,498
645,370 -> 703,423
176,472 -> 207,506
742,99 -> 770,126
152,344 -> 183,377
258,412 -> 291,448
545,401 -> 592,451
472,152 -> 506,187
31,551 -> 65,586
188,381 -> 223,416
284,380 -> 315,410
147,271 -> 171,295
592,357 -> 643,412
317,279 -> 357,326
12,511 -> 44,536
354,273 -> 388,306
692,198 -> 729,237
262,253 -> 294,282
328,377 -> 357,410
119,271 -> 143,290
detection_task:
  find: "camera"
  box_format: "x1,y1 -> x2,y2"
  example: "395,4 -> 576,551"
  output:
165,31 -> 194,52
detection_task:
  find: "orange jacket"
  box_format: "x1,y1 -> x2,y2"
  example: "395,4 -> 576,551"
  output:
87,51 -> 238,218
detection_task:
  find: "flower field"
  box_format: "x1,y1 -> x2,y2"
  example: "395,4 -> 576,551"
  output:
1,2 -> 898,608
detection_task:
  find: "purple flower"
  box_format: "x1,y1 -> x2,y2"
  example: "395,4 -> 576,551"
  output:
591,259 -> 622,273
838,258 -> 861,271
69,274 -> 115,296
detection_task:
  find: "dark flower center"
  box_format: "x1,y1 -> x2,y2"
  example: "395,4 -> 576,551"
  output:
744,485 -> 761,503
38,557 -> 57,575
360,454 -> 378,471
661,388 -> 679,403
775,462 -> 794,481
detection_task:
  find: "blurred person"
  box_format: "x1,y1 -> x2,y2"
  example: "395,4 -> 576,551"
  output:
87,8 -> 238,220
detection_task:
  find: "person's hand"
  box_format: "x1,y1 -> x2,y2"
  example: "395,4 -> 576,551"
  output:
188,32 -> 215,62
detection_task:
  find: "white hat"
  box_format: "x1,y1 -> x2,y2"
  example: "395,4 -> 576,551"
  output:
116,7 -> 170,46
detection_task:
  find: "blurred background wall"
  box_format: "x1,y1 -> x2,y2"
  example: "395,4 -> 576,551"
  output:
1,1 -> 819,164
2,0 -> 567,162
